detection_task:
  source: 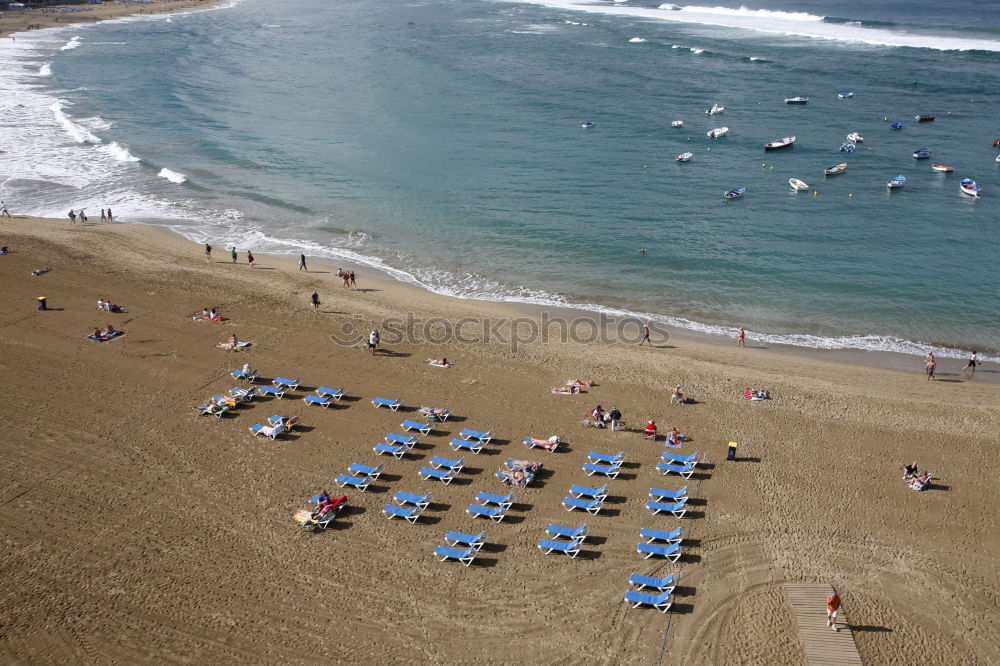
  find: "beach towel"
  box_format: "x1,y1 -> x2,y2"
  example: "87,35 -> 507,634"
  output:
217,341 -> 252,350
88,331 -> 124,342
549,386 -> 580,395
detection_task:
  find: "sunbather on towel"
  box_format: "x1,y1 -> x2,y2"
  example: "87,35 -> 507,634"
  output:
566,379 -> 597,387
425,358 -> 451,367
550,385 -> 580,394
31,268 -> 50,276
910,472 -> 932,491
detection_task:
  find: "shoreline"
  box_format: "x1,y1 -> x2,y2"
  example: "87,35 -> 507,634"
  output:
0,0 -> 221,40
129,215 -> 995,383
2,214 -> 997,663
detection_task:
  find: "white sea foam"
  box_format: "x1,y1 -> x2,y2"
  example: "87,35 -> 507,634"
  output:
496,0 -> 1000,51
100,141 -> 141,163
60,36 -> 81,51
157,168 -> 187,184
50,101 -> 101,144
691,47 -> 704,54
38,62 -> 52,76
628,37 -> 646,43
749,56 -> 761,61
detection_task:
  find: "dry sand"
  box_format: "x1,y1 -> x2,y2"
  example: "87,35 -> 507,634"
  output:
0,216 -> 997,664
0,0 -> 217,39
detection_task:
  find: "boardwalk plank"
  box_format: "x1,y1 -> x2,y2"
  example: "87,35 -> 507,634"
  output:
783,584 -> 864,666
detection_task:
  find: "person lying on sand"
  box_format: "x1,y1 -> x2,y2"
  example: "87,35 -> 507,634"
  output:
550,385 -> 580,395
526,436 -> 560,451
218,334 -> 240,350
566,379 -> 598,387
31,268 -> 50,276
425,358 -> 451,367
910,472 -> 932,491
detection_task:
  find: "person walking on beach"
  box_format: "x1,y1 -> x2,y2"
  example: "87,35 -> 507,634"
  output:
342,271 -> 351,288
231,247 -> 238,264
609,406 -> 622,432
0,201 -> 10,218
299,254 -> 307,271
100,209 -> 106,222
963,351 -> 977,377
247,251 -> 255,268
826,592 -> 841,631
79,210 -> 87,223
367,329 -> 380,355
106,208 -> 113,222
349,271 -> 356,289
68,209 -> 76,224
737,327 -> 746,347
311,291 -> 320,311
205,244 -> 212,262
925,355 -> 936,380
639,324 -> 650,346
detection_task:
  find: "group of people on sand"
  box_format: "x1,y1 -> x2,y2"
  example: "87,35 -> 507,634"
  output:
336,268 -> 357,289
198,307 -> 222,321
902,462 -> 933,491
926,350 -> 979,380
89,323 -> 121,341
96,297 -> 125,313
642,421 -> 684,444
67,208 -> 113,224
589,405 -> 622,431
743,387 -> 770,400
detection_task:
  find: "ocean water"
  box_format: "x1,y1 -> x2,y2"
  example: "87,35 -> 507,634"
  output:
1,0 -> 998,359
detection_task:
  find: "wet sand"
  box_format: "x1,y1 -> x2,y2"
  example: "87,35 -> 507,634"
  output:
0,216 -> 997,664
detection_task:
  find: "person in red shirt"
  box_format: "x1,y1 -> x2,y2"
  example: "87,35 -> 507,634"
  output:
826,593 -> 842,631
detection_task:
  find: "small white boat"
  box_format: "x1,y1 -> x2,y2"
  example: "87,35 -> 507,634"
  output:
707,126 -> 730,138
847,132 -> 863,143
785,96 -> 809,105
960,178 -> 981,197
913,147 -> 932,159
838,92 -> 855,99
995,154 -> 1000,163
671,120 -> 684,128
580,121 -> 595,128
824,163 -> 848,176
705,103 -> 725,115
675,152 -> 693,162
887,175 -> 906,190
789,178 -> 809,191
931,164 -> 954,173
723,187 -> 746,200
764,136 -> 796,151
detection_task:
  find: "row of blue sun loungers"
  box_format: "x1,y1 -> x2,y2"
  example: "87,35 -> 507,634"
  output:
467,491 -> 513,522
335,462 -> 385,492
537,523 -> 587,558
434,530 -> 486,566
303,387 -> 346,407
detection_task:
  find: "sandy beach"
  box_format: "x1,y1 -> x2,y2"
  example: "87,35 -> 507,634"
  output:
0,0 -> 217,39
0,215 -> 997,664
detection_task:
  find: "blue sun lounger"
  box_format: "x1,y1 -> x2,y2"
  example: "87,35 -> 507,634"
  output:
257,386 -> 285,398
315,387 -> 345,400
372,396 -> 403,410
582,461 -> 621,479
229,386 -> 257,401
347,463 -> 384,479
545,524 -> 587,541
420,467 -> 458,484
640,527 -> 683,544
562,497 -> 604,515
475,491 -> 513,508
568,484 -> 607,500
538,538 -> 580,558
646,499 -> 687,518
624,589 -> 673,613
459,428 -> 493,444
400,420 -> 433,435
335,473 -> 371,492
231,368 -> 259,383
272,377 -> 301,391
394,491 -> 431,508
382,504 -> 423,523
588,451 -> 624,464
303,395 -> 332,408
445,530 -> 485,547
661,452 -> 699,465
450,439 -> 483,454
638,542 -> 682,561
434,545 -> 478,567
467,504 -> 507,522
385,433 -> 418,448
657,462 -> 695,479
429,456 -> 465,472
373,442 -> 407,459
629,572 -> 676,593
649,486 -> 688,502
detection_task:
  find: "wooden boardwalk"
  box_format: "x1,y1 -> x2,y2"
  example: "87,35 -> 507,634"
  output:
784,584 -> 864,666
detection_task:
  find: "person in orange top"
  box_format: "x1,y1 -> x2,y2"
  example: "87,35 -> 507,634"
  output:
826,592 -> 842,631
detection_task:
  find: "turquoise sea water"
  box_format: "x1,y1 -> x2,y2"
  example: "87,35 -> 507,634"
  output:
1,0 -> 998,358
